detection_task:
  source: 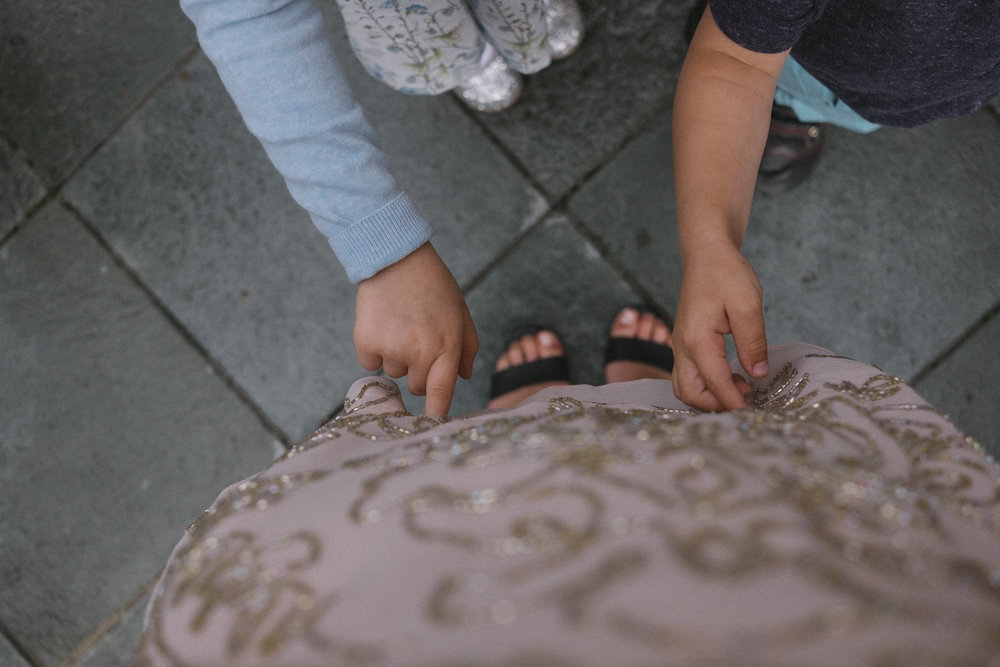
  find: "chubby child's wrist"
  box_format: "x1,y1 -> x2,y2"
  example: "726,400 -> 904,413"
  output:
679,232 -> 743,267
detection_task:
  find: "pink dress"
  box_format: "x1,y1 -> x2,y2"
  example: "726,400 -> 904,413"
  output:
137,344 -> 1000,666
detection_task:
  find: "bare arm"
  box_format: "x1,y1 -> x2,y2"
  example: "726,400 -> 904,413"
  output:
671,5 -> 789,410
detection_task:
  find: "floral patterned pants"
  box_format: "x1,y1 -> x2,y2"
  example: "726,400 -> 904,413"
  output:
335,0 -> 552,94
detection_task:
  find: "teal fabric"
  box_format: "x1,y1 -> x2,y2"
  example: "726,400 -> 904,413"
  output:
775,57 -> 881,134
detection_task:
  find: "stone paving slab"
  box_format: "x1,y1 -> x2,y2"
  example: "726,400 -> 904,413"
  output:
0,203 -> 277,665
914,312 -> 1000,457
0,0 -> 195,184
567,111 -> 681,318
571,108 -> 1000,384
472,0 -> 695,198
0,140 -> 45,238
62,53 -> 360,443
743,114 -> 1000,378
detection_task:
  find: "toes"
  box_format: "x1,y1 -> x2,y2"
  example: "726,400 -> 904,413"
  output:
495,329 -> 562,372
652,319 -> 672,346
535,329 -> 563,358
507,339 -> 527,366
636,311 -> 656,340
495,351 -> 512,371
611,308 -> 671,344
517,329 -> 564,361
610,308 -> 639,338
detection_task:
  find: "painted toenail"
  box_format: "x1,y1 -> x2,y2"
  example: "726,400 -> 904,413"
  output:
619,308 -> 637,324
538,330 -> 557,346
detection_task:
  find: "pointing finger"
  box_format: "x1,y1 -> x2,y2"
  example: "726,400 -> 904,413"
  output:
423,353 -> 459,417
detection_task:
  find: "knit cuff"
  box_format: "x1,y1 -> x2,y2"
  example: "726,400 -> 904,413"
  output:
328,193 -> 433,284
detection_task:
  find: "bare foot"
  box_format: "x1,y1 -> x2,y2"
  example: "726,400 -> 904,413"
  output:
487,329 -> 570,409
604,307 -> 673,383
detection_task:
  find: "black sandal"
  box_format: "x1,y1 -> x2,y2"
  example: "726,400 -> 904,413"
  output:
489,326 -> 570,400
605,308 -> 675,373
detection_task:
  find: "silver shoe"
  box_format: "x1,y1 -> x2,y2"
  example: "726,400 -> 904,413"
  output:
453,56 -> 523,113
544,0 -> 585,60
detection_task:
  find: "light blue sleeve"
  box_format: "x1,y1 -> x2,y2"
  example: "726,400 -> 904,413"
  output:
179,0 -> 432,283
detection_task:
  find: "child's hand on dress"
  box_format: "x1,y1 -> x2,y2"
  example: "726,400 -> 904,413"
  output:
354,243 -> 478,417
672,242 -> 769,411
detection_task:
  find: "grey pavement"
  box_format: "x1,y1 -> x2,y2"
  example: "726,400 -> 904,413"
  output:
1,0 -> 998,664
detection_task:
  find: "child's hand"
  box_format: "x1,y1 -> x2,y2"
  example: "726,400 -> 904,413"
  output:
354,243 -> 478,417
672,243 -> 769,411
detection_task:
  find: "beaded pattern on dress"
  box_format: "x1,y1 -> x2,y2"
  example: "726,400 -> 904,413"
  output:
139,356 -> 1000,666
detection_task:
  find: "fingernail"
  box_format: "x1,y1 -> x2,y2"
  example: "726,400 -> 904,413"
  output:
752,362 -> 769,377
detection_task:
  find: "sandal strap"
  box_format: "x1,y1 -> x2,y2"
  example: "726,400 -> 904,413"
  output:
605,336 -> 674,373
489,356 -> 569,399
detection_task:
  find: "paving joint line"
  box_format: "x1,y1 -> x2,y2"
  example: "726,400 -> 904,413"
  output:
459,212 -> 553,294
2,46 -> 201,253
50,45 -> 202,196
60,199 -> 293,450
0,201 -> 55,259
0,620 -> 42,667
0,130 -> 51,189
450,104 -> 552,200
454,89 -> 677,308
563,207 -> 675,321
0,139 -> 58,249
454,89 -> 676,296
910,300 -> 1000,387
61,574 -> 160,666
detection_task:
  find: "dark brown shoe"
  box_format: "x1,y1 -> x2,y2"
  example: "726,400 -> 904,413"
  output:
757,104 -> 826,195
